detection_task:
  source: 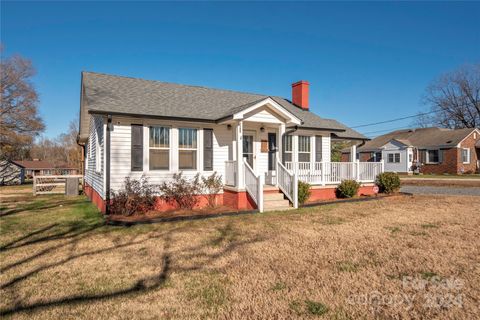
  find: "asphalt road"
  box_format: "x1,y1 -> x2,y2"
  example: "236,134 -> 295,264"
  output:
400,185 -> 480,196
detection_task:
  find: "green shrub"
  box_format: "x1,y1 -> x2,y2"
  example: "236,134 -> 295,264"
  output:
375,172 -> 401,194
336,179 -> 360,198
298,181 -> 311,205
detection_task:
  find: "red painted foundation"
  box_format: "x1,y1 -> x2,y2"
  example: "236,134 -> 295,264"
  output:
84,183 -> 377,214
84,183 -> 107,213
223,189 -> 256,210
153,194 -> 224,212
307,185 -> 376,203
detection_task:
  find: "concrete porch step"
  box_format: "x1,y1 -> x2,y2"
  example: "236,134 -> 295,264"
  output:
263,192 -> 285,201
263,198 -> 292,211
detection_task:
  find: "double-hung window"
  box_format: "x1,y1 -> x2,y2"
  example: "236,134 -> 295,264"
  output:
298,136 -> 311,162
149,126 -> 170,170
179,128 -> 197,170
462,148 -> 470,164
283,135 -> 293,163
427,150 -> 439,164
387,153 -> 400,163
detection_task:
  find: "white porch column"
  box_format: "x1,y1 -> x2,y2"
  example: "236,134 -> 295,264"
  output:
278,123 -> 285,163
293,135 -> 299,163
350,144 -> 357,162
235,120 -> 244,189
276,123 -> 286,187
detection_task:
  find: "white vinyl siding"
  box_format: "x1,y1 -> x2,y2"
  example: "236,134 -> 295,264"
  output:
84,115 -> 105,198
109,117 -> 230,193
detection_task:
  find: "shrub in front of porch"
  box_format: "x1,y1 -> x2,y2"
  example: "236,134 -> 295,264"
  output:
201,172 -> 223,208
298,181 -> 311,205
336,179 -> 361,198
110,175 -> 157,216
375,172 -> 401,194
158,172 -> 202,210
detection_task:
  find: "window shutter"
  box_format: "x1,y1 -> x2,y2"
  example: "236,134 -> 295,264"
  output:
419,150 -> 426,163
131,124 -> 143,171
203,129 -> 213,171
438,149 -> 444,163
315,136 -> 322,162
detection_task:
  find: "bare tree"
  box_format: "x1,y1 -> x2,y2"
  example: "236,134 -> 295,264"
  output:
419,64 -> 480,129
30,118 -> 82,170
1,51 -> 44,159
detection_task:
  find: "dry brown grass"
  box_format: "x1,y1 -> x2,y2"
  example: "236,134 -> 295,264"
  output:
401,179 -> 480,188
1,191 -> 479,319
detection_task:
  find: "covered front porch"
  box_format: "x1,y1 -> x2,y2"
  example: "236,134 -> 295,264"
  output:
219,97 -> 384,212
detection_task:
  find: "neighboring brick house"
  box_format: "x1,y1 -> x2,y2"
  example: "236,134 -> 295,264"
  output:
11,160 -> 79,178
342,127 -> 480,174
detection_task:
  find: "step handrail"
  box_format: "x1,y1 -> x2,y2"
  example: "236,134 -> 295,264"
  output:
243,158 -> 264,212
277,161 -> 298,208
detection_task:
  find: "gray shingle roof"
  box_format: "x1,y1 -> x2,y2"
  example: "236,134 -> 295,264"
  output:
79,72 -> 366,141
358,127 -> 478,151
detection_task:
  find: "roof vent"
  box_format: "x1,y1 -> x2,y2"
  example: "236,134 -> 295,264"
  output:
446,140 -> 452,144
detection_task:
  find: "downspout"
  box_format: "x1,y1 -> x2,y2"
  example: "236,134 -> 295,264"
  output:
105,115 -> 112,214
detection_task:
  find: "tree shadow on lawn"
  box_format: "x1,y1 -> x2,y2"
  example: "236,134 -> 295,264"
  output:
0,197 -> 87,218
0,221 -> 265,317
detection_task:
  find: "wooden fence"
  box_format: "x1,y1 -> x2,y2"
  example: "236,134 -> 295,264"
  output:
33,175 -> 84,195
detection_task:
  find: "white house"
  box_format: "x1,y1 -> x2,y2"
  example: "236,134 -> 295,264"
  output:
78,72 -> 382,213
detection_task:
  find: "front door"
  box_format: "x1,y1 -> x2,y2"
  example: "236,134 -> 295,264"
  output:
267,132 -> 277,185
243,134 -> 254,169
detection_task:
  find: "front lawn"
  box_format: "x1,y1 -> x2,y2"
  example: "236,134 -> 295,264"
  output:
1,188 -> 479,319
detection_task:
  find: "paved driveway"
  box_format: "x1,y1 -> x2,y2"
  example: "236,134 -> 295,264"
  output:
401,185 -> 480,196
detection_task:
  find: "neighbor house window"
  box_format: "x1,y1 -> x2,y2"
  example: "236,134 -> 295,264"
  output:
283,135 -> 292,163
149,126 -> 170,170
298,136 -> 311,162
179,128 -> 197,170
387,153 -> 400,163
375,152 -> 382,162
462,148 -> 470,164
427,150 -> 439,164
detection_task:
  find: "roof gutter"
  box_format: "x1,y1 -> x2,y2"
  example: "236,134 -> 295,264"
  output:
88,110 -> 218,123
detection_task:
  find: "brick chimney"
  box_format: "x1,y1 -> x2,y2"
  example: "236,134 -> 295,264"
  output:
292,80 -> 309,110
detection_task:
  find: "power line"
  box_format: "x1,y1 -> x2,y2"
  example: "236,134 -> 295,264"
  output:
360,126 -> 413,135
351,110 -> 437,129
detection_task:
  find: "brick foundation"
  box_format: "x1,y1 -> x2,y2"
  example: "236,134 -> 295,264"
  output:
84,183 -> 378,214
153,194 -> 224,212
223,189 -> 257,210
84,183 -> 107,213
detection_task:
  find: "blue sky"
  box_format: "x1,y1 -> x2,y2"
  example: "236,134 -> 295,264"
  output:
2,1 -> 479,139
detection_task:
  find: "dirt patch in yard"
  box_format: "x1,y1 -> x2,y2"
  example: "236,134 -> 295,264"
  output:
1,189 -> 479,319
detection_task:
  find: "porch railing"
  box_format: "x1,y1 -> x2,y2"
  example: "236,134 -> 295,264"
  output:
277,161 -> 298,208
244,159 -> 264,212
286,161 -> 383,185
225,160 -> 236,186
